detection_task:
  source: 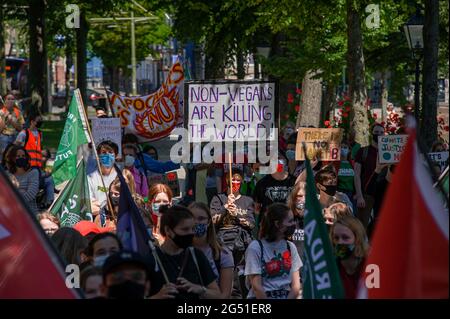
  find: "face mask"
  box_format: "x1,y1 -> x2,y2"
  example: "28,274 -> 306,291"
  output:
276,159 -> 287,173
107,280 -> 146,299
334,244 -> 355,260
124,155 -> 135,167
171,232 -> 194,249
254,172 -> 265,180
99,153 -> 115,168
93,254 -> 110,267
286,149 -> 296,161
284,225 -> 296,237
296,201 -> 305,211
320,184 -> 337,197
341,148 -> 349,159
194,223 -> 208,237
231,180 -> 241,193
15,158 -> 28,168
152,203 -> 161,216
372,134 -> 380,144
110,195 -> 120,206
35,120 -> 43,128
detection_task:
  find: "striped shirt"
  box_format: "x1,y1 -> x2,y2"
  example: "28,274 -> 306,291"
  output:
15,169 -> 40,214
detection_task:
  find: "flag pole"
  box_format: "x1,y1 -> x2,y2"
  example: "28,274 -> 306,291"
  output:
75,89 -> 116,222
228,152 -> 233,194
147,240 -> 170,284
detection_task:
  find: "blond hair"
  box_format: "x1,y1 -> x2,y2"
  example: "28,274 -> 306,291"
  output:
331,215 -> 369,258
288,181 -> 306,217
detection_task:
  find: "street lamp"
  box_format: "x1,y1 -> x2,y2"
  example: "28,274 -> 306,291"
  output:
403,8 -> 424,125
256,42 -> 271,80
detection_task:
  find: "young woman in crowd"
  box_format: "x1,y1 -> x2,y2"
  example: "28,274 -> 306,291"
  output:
147,183 -> 173,243
244,203 -> 302,299
5,145 -> 39,214
52,227 -> 88,265
336,141 -> 355,211
37,212 -> 60,236
149,205 -> 221,300
122,143 -> 148,198
80,266 -> 104,299
330,215 -> 369,299
188,202 -> 234,299
85,232 -> 123,268
287,182 -> 306,258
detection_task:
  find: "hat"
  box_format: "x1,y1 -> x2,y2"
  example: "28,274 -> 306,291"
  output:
73,221 -> 114,237
102,251 -> 151,280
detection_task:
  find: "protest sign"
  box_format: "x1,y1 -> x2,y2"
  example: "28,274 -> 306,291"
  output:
185,81 -> 278,142
428,152 -> 449,172
295,128 -> 343,161
91,118 -> 122,157
378,135 -> 408,164
165,170 -> 180,197
109,60 -> 184,142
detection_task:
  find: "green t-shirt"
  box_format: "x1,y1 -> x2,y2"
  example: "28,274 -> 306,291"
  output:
351,143 -> 361,160
337,161 -> 355,192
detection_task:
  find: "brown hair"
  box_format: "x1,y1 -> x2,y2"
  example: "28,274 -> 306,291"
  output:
330,215 -> 369,258
188,202 -> 222,260
287,182 -> 306,217
121,169 -> 136,195
148,183 -> 173,202
6,145 -> 31,173
315,165 -> 337,185
160,205 -> 193,237
80,266 -> 103,291
259,203 -> 291,242
37,212 -> 61,227
52,227 -> 88,265
328,202 -> 352,220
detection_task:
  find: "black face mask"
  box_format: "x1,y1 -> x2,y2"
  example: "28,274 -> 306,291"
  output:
284,225 -> 296,238
35,120 -> 43,128
171,232 -> 194,249
15,158 -> 28,168
372,134 -> 380,144
107,280 -> 146,299
321,184 -> 337,197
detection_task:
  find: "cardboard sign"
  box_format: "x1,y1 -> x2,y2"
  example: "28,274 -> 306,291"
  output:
378,134 -> 408,163
428,152 -> 449,172
185,81 -> 277,142
91,118 -> 122,157
165,170 -> 180,197
295,128 -> 343,161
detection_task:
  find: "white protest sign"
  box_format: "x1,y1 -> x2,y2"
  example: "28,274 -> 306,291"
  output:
91,118 -> 122,157
186,82 -> 277,142
378,134 -> 408,163
428,152 -> 449,172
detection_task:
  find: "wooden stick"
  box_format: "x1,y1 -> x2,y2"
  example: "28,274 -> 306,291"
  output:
228,152 -> 233,194
75,89 -> 116,221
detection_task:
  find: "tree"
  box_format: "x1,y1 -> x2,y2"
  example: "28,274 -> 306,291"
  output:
421,0 -> 439,149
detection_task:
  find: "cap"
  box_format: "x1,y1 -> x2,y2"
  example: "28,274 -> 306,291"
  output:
73,221 -> 114,237
102,251 -> 151,279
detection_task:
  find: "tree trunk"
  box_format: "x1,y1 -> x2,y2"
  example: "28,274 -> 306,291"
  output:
322,81 -> 336,126
253,47 -> 260,79
76,12 -> 88,107
346,0 -> 370,146
0,2 -> 6,97
28,0 -> 48,116
421,0 -> 439,150
236,49 -> 245,79
297,70 -> 322,128
380,71 -> 388,122
109,66 -> 120,93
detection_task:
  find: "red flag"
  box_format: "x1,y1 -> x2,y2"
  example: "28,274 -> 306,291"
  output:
358,128 -> 449,298
0,170 -> 80,298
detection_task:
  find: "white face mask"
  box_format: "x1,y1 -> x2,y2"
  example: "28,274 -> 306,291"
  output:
124,155 -> 135,167
93,254 -> 110,267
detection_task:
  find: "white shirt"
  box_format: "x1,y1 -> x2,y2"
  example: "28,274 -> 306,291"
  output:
87,169 -> 117,208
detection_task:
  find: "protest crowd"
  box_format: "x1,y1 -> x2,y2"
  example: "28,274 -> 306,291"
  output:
0,76 -> 448,300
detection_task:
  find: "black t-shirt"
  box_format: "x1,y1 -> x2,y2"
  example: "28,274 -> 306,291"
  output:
148,247 -> 217,300
253,174 -> 296,214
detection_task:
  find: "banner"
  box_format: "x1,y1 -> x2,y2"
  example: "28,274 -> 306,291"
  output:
428,152 -> 449,172
295,128 -> 342,161
92,118 -> 122,157
109,61 -> 184,141
0,169 -> 80,298
50,161 -> 93,227
52,90 -> 91,186
185,81 -> 277,142
378,134 -> 408,164
302,155 -> 345,299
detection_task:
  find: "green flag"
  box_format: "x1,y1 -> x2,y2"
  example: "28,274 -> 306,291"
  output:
302,155 -> 344,299
52,89 -> 91,186
50,160 -> 92,227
